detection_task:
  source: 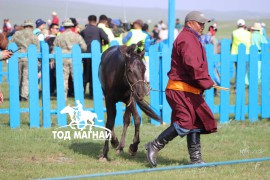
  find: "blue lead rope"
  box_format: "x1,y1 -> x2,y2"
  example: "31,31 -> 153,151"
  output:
38,157 -> 270,180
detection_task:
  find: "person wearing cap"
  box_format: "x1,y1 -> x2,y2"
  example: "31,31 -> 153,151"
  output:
51,11 -> 59,25
231,19 -> 251,55
33,18 -> 46,41
52,19 -> 87,99
248,22 -> 268,85
145,11 -> 217,167
123,19 -> 147,49
9,20 -> 40,101
98,14 -> 115,52
231,19 -> 251,87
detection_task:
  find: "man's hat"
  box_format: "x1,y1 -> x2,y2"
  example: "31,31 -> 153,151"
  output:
251,22 -> 262,31
36,19 -> 46,28
237,19 -> 245,26
185,11 -> 211,23
23,19 -> 34,27
62,19 -> 74,27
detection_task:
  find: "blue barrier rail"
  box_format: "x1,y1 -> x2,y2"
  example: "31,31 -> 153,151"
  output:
1,39 -> 270,128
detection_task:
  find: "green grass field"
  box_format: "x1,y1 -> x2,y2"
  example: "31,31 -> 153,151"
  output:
0,115 -> 270,179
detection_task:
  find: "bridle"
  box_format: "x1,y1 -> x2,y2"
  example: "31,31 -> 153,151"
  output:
124,62 -> 150,107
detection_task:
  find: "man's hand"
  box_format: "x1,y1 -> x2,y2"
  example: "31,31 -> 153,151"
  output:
0,91 -> 4,104
1,50 -> 13,60
50,60 -> 55,69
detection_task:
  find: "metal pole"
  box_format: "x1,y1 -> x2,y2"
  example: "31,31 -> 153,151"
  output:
38,157 -> 270,180
168,0 -> 175,51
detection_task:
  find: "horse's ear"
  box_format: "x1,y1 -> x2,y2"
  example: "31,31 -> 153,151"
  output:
120,45 -> 131,59
136,41 -> 143,49
135,41 -> 145,58
125,44 -> 137,57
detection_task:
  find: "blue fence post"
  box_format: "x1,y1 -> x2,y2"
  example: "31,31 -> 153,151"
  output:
168,0 -> 175,52
8,43 -> 20,128
55,47 -> 66,126
28,44 -> 40,128
205,44 -> 215,113
235,44 -> 247,121
248,45 -> 259,121
149,44 -> 161,125
72,44 -> 85,128
72,44 -> 85,106
91,40 -> 104,126
261,44 -> 270,118
41,42 -> 51,128
161,45 -> 171,124
219,39 -> 231,123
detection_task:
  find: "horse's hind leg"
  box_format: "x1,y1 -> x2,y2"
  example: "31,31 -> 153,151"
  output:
100,100 -> 118,161
117,107 -> 132,153
129,102 -> 141,156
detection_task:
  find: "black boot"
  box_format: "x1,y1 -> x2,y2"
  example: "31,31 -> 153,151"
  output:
145,125 -> 178,167
187,132 -> 205,164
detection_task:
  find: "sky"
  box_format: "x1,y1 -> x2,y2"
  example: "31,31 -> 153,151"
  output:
73,0 -> 269,13
2,0 -> 269,27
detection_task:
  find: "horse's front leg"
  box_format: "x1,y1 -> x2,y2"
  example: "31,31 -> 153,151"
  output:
129,101 -> 141,156
100,100 -> 118,161
117,105 -> 132,154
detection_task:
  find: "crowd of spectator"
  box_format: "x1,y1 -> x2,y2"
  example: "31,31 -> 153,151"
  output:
0,11 -> 268,102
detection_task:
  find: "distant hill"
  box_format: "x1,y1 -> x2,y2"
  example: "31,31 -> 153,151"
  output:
2,0 -> 270,26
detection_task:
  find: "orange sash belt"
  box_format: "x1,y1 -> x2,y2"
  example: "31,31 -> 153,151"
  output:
166,80 -> 201,94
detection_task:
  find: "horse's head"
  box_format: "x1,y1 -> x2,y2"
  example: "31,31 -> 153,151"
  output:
121,41 -> 147,101
60,105 -> 72,114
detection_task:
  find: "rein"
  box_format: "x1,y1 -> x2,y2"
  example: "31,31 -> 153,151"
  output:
124,62 -> 150,107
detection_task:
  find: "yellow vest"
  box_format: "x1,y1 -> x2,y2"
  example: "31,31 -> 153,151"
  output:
98,23 -> 115,52
231,28 -> 251,54
126,29 -> 147,47
113,34 -> 123,45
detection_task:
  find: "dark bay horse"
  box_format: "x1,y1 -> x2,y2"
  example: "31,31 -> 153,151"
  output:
98,42 -> 161,161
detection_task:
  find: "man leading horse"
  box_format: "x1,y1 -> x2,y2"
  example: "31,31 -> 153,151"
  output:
145,11 -> 218,167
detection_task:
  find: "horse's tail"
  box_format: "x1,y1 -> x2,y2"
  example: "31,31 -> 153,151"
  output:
136,100 -> 162,123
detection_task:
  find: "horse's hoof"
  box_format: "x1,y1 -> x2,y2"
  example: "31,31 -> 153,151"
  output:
129,148 -> 137,156
116,149 -> 124,154
129,144 -> 138,156
98,156 -> 108,162
111,139 -> 119,149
